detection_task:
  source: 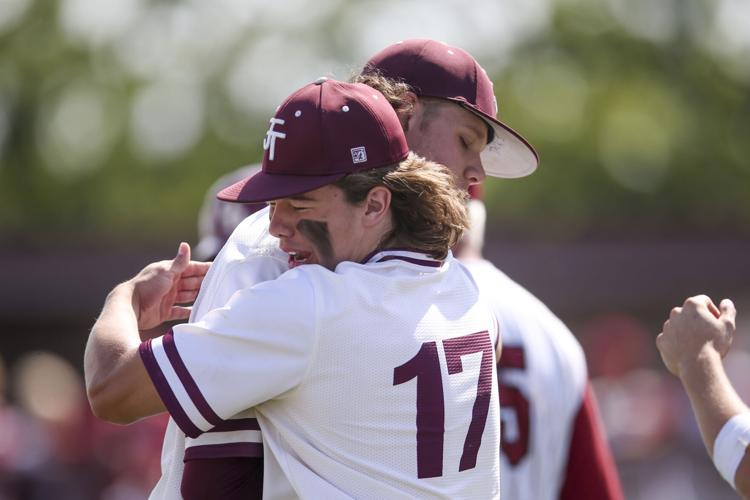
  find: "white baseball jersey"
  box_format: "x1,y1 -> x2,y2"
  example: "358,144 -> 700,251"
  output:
141,245 -> 501,499
150,208 -> 620,499
463,259 -> 618,500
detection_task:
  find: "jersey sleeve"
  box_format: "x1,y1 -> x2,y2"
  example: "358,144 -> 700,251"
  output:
559,383 -> 624,500
139,270 -> 318,438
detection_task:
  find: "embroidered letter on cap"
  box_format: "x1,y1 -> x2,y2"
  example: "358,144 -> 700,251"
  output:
351,146 -> 367,164
263,118 -> 286,161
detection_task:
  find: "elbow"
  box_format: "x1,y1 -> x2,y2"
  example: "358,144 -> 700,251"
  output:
84,340 -> 147,424
86,381 -> 139,425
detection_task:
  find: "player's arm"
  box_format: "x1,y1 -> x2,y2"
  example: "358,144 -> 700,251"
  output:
84,243 -> 209,424
656,295 -> 749,496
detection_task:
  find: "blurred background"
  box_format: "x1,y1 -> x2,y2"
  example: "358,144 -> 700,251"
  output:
0,0 -> 749,498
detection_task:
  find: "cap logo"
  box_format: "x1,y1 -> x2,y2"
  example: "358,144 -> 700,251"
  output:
351,146 -> 367,164
263,117 -> 286,161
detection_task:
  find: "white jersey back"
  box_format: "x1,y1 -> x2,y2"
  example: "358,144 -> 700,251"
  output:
463,259 -> 588,500
142,250 -> 500,499
148,207 -> 287,500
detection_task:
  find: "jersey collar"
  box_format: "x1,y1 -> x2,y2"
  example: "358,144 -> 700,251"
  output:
361,248 -> 444,269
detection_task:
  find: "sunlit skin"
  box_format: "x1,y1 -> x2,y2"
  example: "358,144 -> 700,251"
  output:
268,184 -> 391,271
403,97 -> 489,191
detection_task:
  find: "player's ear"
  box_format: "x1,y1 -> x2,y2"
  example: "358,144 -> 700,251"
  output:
362,186 -> 391,227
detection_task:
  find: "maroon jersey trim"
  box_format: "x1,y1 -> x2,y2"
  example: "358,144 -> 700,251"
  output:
139,337 -> 203,438
185,442 -> 264,461
559,383 -> 624,500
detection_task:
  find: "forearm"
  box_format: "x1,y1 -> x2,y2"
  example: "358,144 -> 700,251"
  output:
656,295 -> 745,492
84,282 -> 161,423
680,350 -> 749,455
680,352 -> 750,495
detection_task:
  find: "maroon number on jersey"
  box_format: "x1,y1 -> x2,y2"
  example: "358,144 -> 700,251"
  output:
394,331 -> 494,478
498,346 -> 531,465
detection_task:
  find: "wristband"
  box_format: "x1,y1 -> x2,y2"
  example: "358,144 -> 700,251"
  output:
713,412 -> 750,489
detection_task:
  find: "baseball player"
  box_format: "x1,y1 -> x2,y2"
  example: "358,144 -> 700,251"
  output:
656,295 -> 748,496
85,79 -> 502,499
458,190 -> 622,499
167,39 -> 622,499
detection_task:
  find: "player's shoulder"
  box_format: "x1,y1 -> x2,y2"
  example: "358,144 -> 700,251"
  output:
464,259 -> 571,329
464,258 -> 587,376
203,264 -> 319,328
462,258 -> 534,297
283,261 -> 359,293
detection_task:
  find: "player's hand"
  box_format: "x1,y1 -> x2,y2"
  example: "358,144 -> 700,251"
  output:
128,242 -> 211,330
656,295 -> 736,378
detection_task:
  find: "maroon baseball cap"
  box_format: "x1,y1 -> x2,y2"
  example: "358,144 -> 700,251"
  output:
218,78 -> 409,204
364,38 -> 538,179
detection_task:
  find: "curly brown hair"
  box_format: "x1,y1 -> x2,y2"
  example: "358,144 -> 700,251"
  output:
349,71 -> 414,126
333,153 -> 468,260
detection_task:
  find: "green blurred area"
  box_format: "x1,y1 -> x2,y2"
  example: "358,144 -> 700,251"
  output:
0,0 -> 748,250
488,1 -> 750,240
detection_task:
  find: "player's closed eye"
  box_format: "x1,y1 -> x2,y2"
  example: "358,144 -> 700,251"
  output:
268,200 -> 309,211
290,205 -> 310,212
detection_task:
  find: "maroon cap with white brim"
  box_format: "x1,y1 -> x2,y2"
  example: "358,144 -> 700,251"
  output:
218,78 -> 410,203
364,38 -> 538,179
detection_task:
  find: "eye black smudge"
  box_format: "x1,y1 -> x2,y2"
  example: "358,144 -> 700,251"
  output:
296,219 -> 333,266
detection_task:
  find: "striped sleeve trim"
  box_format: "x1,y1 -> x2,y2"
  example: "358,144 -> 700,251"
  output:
138,330 -> 226,438
161,332 -> 224,427
139,336 -> 204,438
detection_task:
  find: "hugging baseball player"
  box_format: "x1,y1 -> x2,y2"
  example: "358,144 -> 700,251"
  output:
164,39 -> 622,500
85,78 -> 502,498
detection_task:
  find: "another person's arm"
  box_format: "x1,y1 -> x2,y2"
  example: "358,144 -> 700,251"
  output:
84,243 -> 209,423
656,295 -> 749,496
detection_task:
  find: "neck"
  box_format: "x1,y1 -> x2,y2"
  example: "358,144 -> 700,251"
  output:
360,217 -> 399,262
452,240 -> 483,261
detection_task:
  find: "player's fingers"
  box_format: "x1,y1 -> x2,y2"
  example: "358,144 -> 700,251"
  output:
720,298 -> 737,329
188,260 -> 211,276
693,295 -> 721,318
170,242 -> 191,274
669,306 -> 682,319
175,290 -> 199,304
684,294 -> 713,311
656,332 -> 665,353
183,261 -> 212,278
655,333 -> 671,368
179,276 -> 205,292
706,301 -> 720,318
168,305 -> 192,322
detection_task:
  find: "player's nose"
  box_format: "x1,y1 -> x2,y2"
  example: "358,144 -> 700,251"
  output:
268,205 -> 294,239
465,156 -> 486,187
